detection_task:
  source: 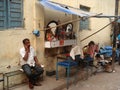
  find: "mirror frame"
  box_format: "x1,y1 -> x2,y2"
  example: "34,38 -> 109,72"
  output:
65,23 -> 73,33
46,21 -> 58,36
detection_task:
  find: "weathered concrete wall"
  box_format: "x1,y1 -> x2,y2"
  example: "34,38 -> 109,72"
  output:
42,0 -> 116,72
43,3 -> 73,72
0,0 -> 34,68
0,0 -> 45,89
0,0 -> 45,70
51,0 -> 115,47
0,0 -> 118,89
77,0 -> 115,47
46,0 -> 116,73
35,0 -> 45,67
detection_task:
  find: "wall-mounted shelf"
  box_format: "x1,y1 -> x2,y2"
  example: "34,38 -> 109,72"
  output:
45,39 -> 76,48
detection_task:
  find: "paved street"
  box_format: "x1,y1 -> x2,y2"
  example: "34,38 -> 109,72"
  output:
63,63 -> 120,90
6,63 -> 120,90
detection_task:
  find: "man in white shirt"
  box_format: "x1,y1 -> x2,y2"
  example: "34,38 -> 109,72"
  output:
70,45 -> 84,60
20,38 -> 44,89
69,45 -> 84,66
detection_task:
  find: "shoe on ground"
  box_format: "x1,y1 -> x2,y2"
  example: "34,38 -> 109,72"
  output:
29,82 -> 34,89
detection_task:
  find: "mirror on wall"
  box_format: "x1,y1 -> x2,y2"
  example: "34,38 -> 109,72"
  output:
45,20 -> 75,41
65,23 -> 73,33
65,23 -> 75,39
45,21 -> 58,41
47,21 -> 58,35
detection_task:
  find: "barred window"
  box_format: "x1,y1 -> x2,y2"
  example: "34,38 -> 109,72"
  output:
79,5 -> 90,30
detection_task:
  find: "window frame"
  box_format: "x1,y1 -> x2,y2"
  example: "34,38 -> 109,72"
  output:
79,5 -> 90,30
0,0 -> 23,30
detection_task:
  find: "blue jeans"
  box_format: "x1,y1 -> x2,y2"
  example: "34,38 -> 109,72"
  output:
67,55 -> 83,66
22,64 -> 44,84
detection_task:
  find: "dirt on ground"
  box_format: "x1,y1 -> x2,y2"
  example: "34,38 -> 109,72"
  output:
63,63 -> 120,90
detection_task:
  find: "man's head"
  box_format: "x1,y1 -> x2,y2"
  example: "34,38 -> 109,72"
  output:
88,41 -> 95,46
23,38 -> 30,48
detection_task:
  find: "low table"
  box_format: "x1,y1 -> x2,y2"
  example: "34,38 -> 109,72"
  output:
56,56 -> 78,89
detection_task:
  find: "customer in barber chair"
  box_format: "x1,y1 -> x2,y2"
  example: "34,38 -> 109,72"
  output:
86,41 -> 98,59
83,41 -> 99,61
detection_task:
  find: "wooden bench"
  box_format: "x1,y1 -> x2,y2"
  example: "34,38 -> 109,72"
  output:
4,67 -> 44,90
4,69 -> 24,90
0,73 -> 5,90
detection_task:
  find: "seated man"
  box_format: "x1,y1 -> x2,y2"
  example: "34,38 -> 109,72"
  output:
83,41 -> 99,60
82,41 -> 99,67
19,38 -> 44,89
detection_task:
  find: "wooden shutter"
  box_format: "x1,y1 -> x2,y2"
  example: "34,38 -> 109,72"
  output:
8,0 -> 23,28
80,5 -> 90,30
0,0 -> 7,29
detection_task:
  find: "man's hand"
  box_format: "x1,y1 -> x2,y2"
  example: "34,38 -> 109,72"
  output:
25,45 -> 30,53
81,56 -> 84,59
23,45 -> 30,61
34,56 -> 41,66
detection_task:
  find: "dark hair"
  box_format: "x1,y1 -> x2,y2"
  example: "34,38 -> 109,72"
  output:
88,41 -> 95,46
23,38 -> 29,44
95,54 -> 101,58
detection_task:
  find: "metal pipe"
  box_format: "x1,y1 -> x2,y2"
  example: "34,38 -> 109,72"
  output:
112,0 -> 119,71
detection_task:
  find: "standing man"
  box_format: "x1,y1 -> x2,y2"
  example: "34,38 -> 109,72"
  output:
19,38 -> 44,89
117,34 -> 120,65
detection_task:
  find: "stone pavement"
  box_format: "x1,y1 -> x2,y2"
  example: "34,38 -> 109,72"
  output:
4,63 -> 120,90
7,68 -> 88,90
63,63 -> 120,90
9,76 -> 66,90
8,75 -> 80,90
